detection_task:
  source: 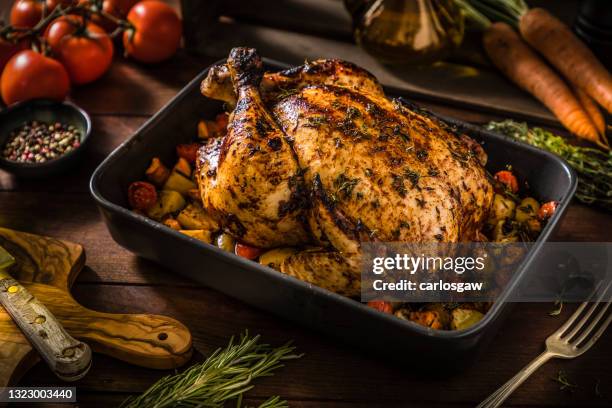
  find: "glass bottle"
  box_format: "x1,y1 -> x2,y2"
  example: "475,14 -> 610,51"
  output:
345,0 -> 465,65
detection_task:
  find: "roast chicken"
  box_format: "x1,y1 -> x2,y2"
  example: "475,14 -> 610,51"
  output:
197,48 -> 494,295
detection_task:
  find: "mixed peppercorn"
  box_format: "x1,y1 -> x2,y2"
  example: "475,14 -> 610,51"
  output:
2,121 -> 81,163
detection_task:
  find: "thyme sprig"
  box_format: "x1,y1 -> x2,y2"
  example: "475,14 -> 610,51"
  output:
120,332 -> 301,408
486,120 -> 612,211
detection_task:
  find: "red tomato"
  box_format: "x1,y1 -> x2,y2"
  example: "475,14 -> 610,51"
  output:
45,15 -> 114,85
123,0 -> 182,63
494,170 -> 519,193
537,201 -> 558,221
10,0 -> 44,28
367,301 -> 393,314
10,0 -> 73,28
0,38 -> 29,73
176,143 -> 200,164
235,243 -> 264,260
128,181 -> 158,210
1,50 -> 70,105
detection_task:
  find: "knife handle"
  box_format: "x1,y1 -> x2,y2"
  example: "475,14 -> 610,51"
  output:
0,275 -> 92,381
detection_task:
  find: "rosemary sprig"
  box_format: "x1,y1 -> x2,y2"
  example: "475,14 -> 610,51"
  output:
486,120 -> 612,212
553,370 -> 578,391
120,332 -> 302,408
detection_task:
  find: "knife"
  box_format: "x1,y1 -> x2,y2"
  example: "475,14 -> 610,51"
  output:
0,245 -> 92,381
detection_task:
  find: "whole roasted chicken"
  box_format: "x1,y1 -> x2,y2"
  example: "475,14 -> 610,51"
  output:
197,48 -> 494,295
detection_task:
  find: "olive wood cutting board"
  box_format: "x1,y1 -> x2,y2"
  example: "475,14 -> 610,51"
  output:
0,227 -> 193,387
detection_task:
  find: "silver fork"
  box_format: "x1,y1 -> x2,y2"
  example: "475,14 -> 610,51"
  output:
477,280 -> 612,408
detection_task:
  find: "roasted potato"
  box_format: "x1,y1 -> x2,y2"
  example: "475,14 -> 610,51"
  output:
451,308 -> 484,330
146,190 -> 186,220
259,248 -> 298,270
515,197 -> 539,223
163,171 -> 197,196
177,203 -> 219,230
488,193 -> 516,225
145,157 -> 170,186
173,158 -> 192,178
180,229 -> 213,243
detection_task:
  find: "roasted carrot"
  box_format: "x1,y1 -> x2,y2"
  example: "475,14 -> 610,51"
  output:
483,22 -> 600,144
520,8 -> 612,115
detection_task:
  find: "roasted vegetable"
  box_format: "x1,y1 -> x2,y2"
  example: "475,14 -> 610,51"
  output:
146,190 -> 186,220
515,197 -> 539,223
197,120 -> 211,139
173,157 -> 192,178
145,157 -> 170,186
163,171 -> 197,196
451,308 -> 484,330
259,247 -> 298,270
235,243 -> 265,260
176,143 -> 200,163
488,193 -> 516,225
492,219 -> 519,242
494,170 -> 519,193
216,233 -> 235,252
163,217 -> 181,230
180,229 -> 213,243
537,201 -> 558,220
128,181 -> 158,211
367,301 -> 393,314
177,203 -> 219,230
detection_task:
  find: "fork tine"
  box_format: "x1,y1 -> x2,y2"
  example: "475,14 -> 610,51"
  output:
555,280 -> 605,337
562,279 -> 612,341
574,313 -> 612,356
572,291 -> 612,348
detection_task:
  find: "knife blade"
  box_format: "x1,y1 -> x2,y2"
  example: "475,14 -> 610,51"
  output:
0,245 -> 92,381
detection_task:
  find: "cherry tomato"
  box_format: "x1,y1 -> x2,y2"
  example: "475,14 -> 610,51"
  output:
128,181 -> 158,210
367,301 -> 393,314
10,0 -> 44,28
176,143 -> 200,164
235,243 -> 265,260
537,201 -> 558,221
1,50 -> 70,105
10,0 -> 73,28
0,37 -> 29,73
123,0 -> 182,63
494,170 -> 519,194
45,15 -> 114,85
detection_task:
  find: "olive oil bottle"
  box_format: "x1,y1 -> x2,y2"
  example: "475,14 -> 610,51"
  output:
345,0 -> 465,65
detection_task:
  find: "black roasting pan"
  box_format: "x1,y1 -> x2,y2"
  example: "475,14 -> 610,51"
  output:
90,59 -> 577,368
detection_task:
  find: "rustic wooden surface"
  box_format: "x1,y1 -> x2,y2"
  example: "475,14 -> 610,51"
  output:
1,0 -> 611,406
0,228 -> 193,388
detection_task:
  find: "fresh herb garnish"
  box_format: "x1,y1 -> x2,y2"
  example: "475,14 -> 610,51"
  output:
120,332 -> 301,408
334,173 -> 360,198
553,370 -> 578,391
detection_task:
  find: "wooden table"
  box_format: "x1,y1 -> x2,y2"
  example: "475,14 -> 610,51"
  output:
1,1 -> 611,406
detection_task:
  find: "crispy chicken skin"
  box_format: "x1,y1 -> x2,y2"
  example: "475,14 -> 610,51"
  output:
200,58 -> 385,107
198,48 -> 494,295
196,48 -> 310,248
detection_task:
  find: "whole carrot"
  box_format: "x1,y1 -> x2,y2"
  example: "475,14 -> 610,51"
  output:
483,22 -> 600,144
520,8 -> 612,115
573,86 -> 608,147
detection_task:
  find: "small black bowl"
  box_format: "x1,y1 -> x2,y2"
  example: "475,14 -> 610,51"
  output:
0,99 -> 91,178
